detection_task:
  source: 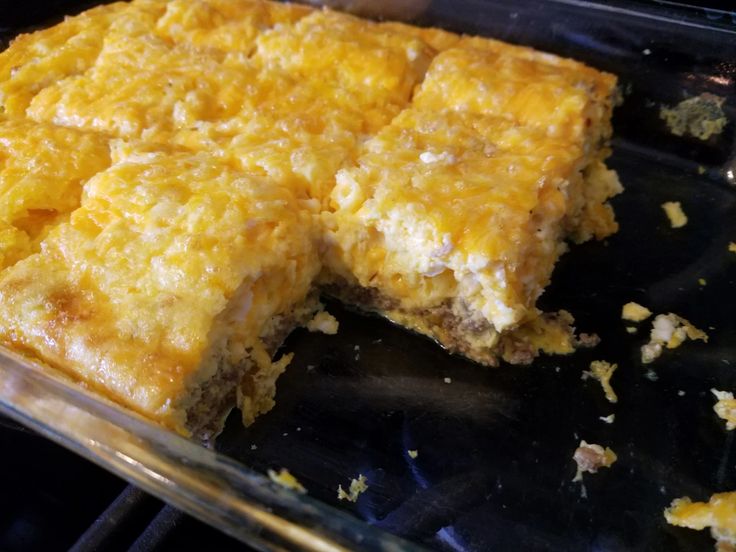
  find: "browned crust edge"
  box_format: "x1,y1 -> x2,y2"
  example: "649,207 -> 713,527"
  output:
186,295 -> 321,445
322,280 -> 591,368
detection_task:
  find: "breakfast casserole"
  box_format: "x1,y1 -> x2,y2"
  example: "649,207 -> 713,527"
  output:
0,0 -> 621,432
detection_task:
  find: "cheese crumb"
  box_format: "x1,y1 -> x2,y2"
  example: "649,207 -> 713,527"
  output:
408,449 -> 419,459
573,441 -> 617,481
268,468 -> 306,494
662,201 -> 688,228
729,242 -> 736,253
622,302 -> 652,322
306,310 -> 339,335
665,492 -> 736,550
599,414 -> 615,424
419,150 -> 456,164
626,327 -> 637,334
443,377 -> 452,384
582,360 -> 618,403
698,278 -> 707,286
644,368 -> 659,381
660,93 -> 728,140
641,313 -> 708,364
337,474 -> 369,502
712,389 -> 736,430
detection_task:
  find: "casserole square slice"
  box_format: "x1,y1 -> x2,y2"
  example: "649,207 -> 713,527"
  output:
0,146 -> 321,437
324,105 -> 619,365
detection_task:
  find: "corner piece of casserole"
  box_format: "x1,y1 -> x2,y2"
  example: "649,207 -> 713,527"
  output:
0,145 -> 321,438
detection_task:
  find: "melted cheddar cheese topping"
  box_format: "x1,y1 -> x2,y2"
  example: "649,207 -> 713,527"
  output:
0,119 -> 112,269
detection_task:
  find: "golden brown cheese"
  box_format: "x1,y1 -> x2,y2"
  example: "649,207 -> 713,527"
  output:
0,0 -> 310,118
20,8 -> 426,205
0,119 -> 111,269
26,29 -> 253,142
0,148 -> 320,433
253,9 -> 434,132
413,46 -> 615,144
378,21 -> 461,52
174,67 -> 370,204
0,1 -> 168,118
151,0 -> 312,56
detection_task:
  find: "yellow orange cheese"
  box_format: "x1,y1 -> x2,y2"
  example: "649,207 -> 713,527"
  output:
0,119 -> 111,269
666,492 -> 736,549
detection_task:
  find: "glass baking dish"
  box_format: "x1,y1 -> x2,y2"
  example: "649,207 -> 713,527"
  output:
1,1 -> 735,550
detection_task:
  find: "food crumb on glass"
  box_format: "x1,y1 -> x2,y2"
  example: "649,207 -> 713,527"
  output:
573,441 -> 617,482
268,468 -> 307,494
641,313 -> 708,363
622,302 -> 652,322
662,201 -> 688,229
306,310 -> 340,335
599,414 -> 615,424
444,377 -> 452,384
712,389 -> 736,430
337,474 -> 369,502
582,360 -> 618,403
660,93 -> 728,140
408,449 -> 419,459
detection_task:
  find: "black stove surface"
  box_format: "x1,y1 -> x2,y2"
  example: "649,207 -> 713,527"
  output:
0,416 -> 251,552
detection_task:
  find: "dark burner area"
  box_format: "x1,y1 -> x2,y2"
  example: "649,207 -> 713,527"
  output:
0,416 -> 249,551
